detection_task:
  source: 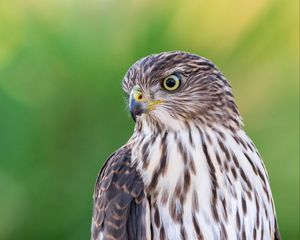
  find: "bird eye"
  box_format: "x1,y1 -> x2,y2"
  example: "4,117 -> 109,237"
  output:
162,75 -> 181,91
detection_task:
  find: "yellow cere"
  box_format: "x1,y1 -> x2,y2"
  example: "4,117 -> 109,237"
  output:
132,86 -> 146,102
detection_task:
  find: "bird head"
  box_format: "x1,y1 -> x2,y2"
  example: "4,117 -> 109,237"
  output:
122,51 -> 242,131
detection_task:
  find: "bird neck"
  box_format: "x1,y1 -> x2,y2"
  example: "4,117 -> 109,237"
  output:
132,110 -> 243,138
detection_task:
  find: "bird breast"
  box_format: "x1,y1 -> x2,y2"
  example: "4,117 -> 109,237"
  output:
130,123 -> 276,240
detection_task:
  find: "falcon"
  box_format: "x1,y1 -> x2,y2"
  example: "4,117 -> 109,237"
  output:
91,51 -> 280,240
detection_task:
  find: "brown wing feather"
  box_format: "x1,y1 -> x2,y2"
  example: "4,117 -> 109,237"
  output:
91,146 -> 147,240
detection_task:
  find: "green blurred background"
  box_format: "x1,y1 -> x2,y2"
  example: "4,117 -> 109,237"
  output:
0,0 -> 298,239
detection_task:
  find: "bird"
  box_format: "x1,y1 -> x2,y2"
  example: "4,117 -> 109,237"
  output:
91,51 -> 280,240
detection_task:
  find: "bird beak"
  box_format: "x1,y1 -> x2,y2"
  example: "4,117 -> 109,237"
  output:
129,85 -> 163,122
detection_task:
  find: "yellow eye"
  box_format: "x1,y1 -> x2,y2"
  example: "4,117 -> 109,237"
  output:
162,75 -> 181,91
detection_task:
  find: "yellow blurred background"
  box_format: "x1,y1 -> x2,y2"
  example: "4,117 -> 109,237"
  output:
0,0 -> 298,239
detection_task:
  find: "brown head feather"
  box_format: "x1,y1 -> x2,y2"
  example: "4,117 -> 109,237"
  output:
122,51 -> 242,130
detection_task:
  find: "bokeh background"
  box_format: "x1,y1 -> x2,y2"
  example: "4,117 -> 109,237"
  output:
0,0 -> 298,239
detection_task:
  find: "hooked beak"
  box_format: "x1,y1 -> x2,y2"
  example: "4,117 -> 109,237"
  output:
129,85 -> 162,122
